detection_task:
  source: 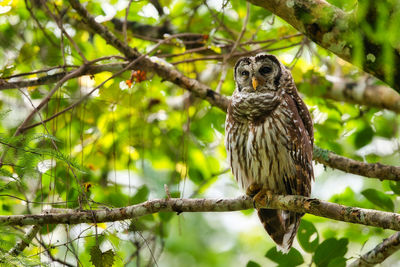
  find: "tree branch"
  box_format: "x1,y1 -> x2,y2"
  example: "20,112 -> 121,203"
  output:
304,74 -> 400,114
2,196 -> 400,232
247,0 -> 400,92
0,62 -> 126,90
8,225 -> 40,256
314,146 -> 400,181
349,232 -> 400,267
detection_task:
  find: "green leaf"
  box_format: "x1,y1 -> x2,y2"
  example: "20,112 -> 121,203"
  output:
0,65 -> 15,77
354,125 -> 374,148
89,246 -> 115,267
246,260 -> 261,267
389,181 -> 400,195
297,220 -> 319,252
265,247 -> 304,267
130,185 -> 149,204
327,257 -> 347,267
361,189 -> 394,211
313,238 -> 348,267
159,211 -> 174,222
188,167 -> 204,184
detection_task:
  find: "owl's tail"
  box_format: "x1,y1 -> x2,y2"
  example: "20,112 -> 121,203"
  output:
257,208 -> 303,253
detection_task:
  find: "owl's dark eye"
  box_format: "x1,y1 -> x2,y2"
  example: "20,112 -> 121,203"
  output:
241,70 -> 250,76
259,66 -> 272,75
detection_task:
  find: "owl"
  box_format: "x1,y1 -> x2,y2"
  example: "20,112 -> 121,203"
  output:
225,53 -> 314,252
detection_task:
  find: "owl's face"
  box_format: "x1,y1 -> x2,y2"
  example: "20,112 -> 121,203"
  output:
234,53 -> 282,94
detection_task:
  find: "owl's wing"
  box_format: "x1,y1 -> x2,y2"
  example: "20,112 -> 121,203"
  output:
284,92 -> 314,195
257,92 -> 314,252
284,75 -> 314,145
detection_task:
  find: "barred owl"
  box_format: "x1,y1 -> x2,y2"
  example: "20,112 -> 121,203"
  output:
225,53 -> 314,252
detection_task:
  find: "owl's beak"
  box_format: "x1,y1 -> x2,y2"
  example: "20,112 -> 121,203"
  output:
252,77 -> 259,90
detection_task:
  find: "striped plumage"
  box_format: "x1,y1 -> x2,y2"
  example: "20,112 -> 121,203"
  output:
225,53 -> 314,252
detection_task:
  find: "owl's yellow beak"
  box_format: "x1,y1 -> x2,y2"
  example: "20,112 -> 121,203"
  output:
252,77 -> 259,90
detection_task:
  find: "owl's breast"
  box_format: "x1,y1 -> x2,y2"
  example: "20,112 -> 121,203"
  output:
226,107 -> 296,192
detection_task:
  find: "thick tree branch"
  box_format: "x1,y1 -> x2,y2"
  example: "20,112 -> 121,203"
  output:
324,82 -> 400,114
349,232 -> 400,267
247,0 -> 400,92
314,146 -> 400,181
2,196 -> 400,232
304,75 -> 400,114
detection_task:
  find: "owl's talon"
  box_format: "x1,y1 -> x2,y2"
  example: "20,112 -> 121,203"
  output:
253,189 -> 273,208
246,183 -> 262,197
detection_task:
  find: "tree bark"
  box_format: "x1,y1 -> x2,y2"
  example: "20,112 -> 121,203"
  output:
247,0 -> 400,92
2,196 -> 400,231
349,232 -> 400,267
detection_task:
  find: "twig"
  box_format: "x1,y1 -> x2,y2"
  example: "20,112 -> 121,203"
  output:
1,65 -> 78,79
171,42 -> 302,65
12,64 -> 87,137
8,225 -> 41,256
24,0 -> 58,47
123,0 -> 134,43
215,2 -> 250,93
37,238 -> 76,267
349,232 -> 400,267
0,60 -> 126,90
42,0 -> 88,62
203,1 -> 237,40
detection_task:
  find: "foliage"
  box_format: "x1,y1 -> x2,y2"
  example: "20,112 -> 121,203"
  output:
0,0 -> 399,266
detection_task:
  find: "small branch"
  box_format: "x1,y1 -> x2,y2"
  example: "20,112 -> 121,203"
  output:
2,196 -> 400,232
8,225 -> 41,256
215,2 -> 250,93
24,0 -> 58,47
314,146 -> 400,181
68,0 -> 230,112
204,1 -> 238,40
42,0 -> 88,62
0,61 -> 126,90
123,0 -> 134,43
349,232 -> 400,267
12,64 -> 87,137
171,42 -> 302,65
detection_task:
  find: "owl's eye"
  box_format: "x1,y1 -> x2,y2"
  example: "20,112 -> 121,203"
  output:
259,66 -> 272,75
241,70 -> 249,76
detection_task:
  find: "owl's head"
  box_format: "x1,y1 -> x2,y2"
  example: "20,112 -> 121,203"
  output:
234,53 -> 283,94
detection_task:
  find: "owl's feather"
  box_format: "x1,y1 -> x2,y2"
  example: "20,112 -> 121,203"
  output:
225,53 -> 313,252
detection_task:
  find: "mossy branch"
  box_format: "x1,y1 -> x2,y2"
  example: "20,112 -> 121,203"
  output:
1,196 -> 400,231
